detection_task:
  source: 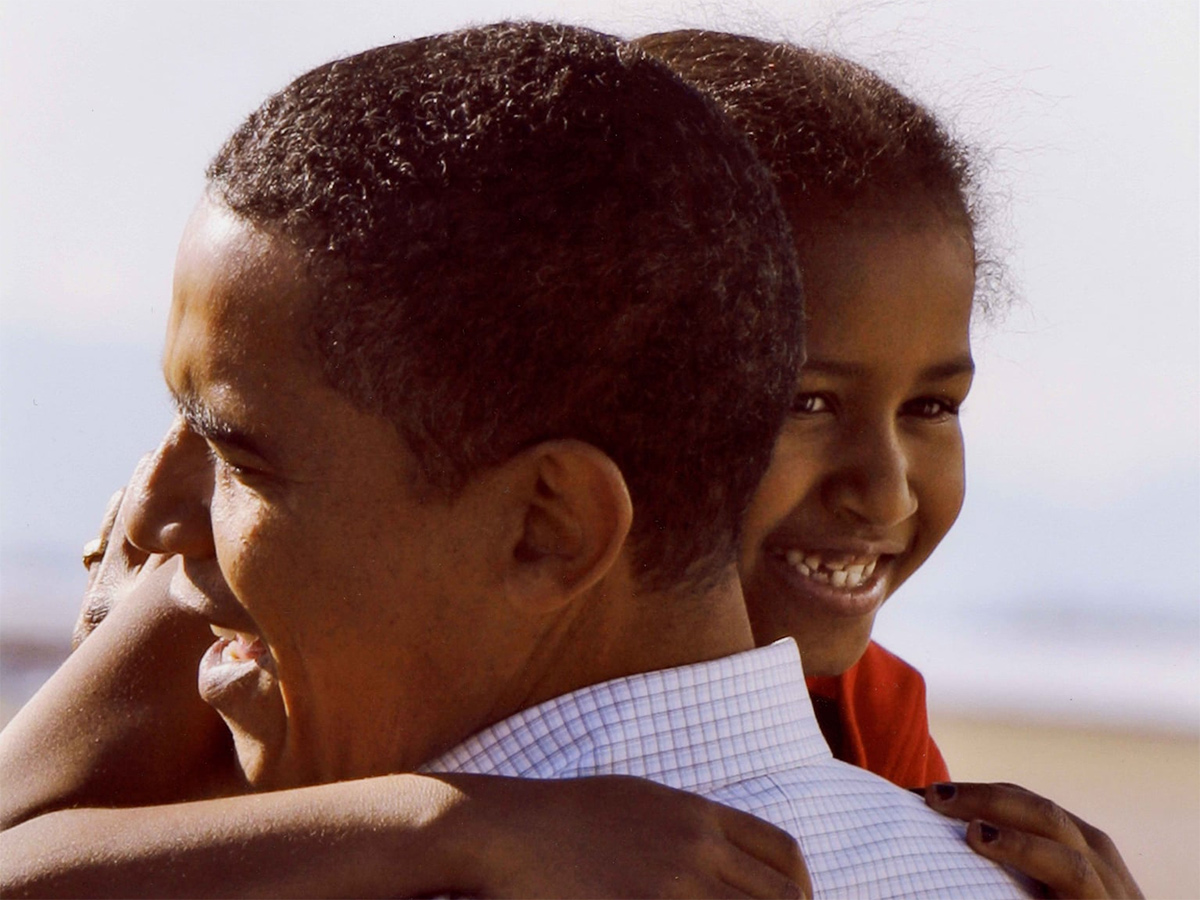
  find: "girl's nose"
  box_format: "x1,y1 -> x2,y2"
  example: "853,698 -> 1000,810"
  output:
827,426 -> 917,529
123,417 -> 216,559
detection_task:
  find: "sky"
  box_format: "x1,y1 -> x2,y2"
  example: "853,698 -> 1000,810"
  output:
1,0 -> 1197,728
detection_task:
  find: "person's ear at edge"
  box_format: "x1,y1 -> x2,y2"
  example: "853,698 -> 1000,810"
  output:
495,439 -> 633,615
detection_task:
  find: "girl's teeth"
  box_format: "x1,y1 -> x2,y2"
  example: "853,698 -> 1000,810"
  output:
779,551 -> 881,589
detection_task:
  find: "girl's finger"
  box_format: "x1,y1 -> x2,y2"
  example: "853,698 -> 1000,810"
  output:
716,844 -> 808,900
716,802 -> 810,896
923,782 -> 1088,851
965,820 -> 1108,899
83,488 -> 126,573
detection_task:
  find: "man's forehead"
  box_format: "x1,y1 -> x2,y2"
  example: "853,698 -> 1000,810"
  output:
165,199 -> 320,417
173,201 -> 310,332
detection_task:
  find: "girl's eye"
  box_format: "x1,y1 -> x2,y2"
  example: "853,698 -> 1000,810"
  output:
903,397 -> 961,419
790,393 -> 830,415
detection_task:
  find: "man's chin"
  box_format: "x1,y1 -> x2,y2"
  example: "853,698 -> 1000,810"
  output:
228,729 -> 335,792
198,649 -> 291,789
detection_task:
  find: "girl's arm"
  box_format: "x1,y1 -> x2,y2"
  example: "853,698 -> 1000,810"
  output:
1,558 -> 239,827
916,782 -> 1143,899
2,772 -> 807,899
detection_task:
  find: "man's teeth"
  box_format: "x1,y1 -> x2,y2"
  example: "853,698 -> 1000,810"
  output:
209,624 -> 262,663
783,550 -> 877,588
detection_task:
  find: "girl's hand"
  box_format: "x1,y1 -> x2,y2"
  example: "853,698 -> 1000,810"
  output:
75,463 -> 157,647
916,781 -> 1143,899
455,773 -> 810,899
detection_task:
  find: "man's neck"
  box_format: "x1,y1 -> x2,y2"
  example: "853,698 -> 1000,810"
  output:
508,562 -> 757,716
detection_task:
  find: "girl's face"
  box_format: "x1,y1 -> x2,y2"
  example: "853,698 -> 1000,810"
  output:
739,221 -> 976,677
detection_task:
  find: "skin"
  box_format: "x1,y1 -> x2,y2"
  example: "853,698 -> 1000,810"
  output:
2,207 -> 1141,900
144,198 -> 526,786
737,215 -> 1141,897
740,221 -> 976,678
921,782 -> 1144,900
3,550 -> 807,899
144,197 -> 762,790
0,196 -> 810,899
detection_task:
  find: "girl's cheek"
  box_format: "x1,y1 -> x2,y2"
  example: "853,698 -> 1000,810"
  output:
745,437 -> 810,520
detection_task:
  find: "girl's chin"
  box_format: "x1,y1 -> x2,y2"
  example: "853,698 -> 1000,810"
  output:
748,612 -> 877,677
762,549 -> 893,620
794,639 -> 874,678
745,554 -> 887,673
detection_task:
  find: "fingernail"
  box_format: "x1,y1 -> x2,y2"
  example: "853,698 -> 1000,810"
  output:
933,782 -> 956,801
979,822 -> 1000,844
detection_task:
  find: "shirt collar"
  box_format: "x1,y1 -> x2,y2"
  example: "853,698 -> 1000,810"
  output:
423,638 -> 831,794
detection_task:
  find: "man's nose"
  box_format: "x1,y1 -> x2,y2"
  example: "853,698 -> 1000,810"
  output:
827,424 -> 917,529
124,417 -> 216,559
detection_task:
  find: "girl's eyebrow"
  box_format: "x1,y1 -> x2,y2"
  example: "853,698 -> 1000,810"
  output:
802,356 -> 975,380
800,359 -> 869,377
919,357 -> 976,380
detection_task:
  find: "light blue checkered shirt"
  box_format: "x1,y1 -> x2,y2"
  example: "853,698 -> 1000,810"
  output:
425,639 -> 1032,898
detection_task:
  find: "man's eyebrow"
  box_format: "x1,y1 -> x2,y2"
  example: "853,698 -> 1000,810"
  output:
802,355 -> 975,380
172,390 -> 271,459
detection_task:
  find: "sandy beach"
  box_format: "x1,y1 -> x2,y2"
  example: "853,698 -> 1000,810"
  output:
4,644 -> 1197,897
931,713 -> 1200,899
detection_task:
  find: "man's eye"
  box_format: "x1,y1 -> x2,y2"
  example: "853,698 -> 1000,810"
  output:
790,393 -> 830,415
207,443 -> 264,480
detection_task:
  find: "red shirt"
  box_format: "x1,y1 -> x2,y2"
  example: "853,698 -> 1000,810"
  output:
805,641 -> 950,788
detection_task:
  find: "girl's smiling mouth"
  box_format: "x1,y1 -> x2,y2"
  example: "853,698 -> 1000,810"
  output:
777,550 -> 879,588
765,545 -> 896,618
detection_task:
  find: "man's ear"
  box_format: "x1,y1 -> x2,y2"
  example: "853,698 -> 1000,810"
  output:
499,440 -> 633,614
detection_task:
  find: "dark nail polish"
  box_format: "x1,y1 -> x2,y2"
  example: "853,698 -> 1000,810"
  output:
979,822 -> 1000,844
933,782 -> 956,801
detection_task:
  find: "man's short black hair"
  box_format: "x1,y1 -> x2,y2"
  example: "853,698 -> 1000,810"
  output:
207,22 -> 803,590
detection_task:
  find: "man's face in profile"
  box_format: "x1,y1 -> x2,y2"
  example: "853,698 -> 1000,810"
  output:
141,198 -> 512,789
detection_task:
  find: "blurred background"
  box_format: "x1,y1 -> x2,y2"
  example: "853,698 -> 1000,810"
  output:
2,1 -> 1196,895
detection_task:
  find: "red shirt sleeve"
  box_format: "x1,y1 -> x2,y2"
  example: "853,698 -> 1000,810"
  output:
806,641 -> 949,788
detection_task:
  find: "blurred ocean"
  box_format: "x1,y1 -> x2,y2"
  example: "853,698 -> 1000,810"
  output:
3,538 -> 1197,734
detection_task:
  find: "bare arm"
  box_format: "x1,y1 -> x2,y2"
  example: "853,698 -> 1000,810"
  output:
1,558 -> 238,828
1,775 -> 469,898
3,612 -> 805,899
2,490 -> 808,898
2,770 -> 806,899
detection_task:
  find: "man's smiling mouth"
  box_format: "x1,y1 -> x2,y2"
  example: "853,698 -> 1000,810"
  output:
209,625 -> 268,663
198,624 -> 275,707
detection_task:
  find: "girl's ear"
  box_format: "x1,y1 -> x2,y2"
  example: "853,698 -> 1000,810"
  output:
498,440 -> 633,614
